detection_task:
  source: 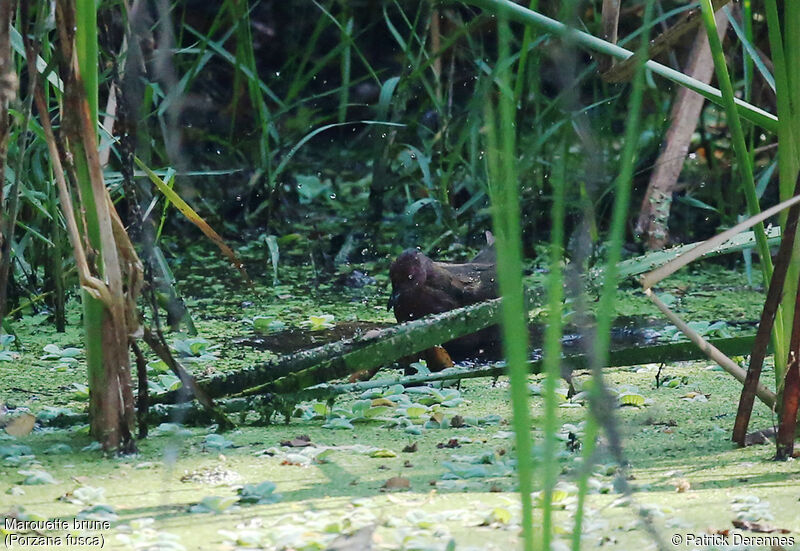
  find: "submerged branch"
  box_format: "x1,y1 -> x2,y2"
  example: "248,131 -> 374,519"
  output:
155,294 -> 515,403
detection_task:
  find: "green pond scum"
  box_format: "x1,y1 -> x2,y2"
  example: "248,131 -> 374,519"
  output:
1,245 -> 798,550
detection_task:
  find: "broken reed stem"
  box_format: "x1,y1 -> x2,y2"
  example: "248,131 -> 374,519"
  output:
640,190 -> 800,424
641,192 -> 800,291
645,289 -> 775,409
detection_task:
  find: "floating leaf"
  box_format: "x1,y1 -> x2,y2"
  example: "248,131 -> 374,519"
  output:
486,507 -> 512,524
253,316 -> 284,332
20,469 -> 57,485
70,383 -> 90,400
153,423 -> 192,437
402,405 -> 428,419
0,444 -> 33,459
14,507 -> 47,522
364,406 -> 391,418
36,407 -> 75,423
301,314 -> 335,331
41,344 -> 82,360
218,529 -> 265,547
238,481 -> 282,505
189,495 -> 238,514
69,486 -> 106,506
322,418 -> 354,430
369,448 -> 397,458
204,434 -> 235,450
146,360 -> 169,374
77,504 -> 118,522
618,393 -> 646,407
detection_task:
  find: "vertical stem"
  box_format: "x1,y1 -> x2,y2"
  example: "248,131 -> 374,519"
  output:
776,272 -> 800,459
741,0 -> 753,104
732,174 -> 800,444
50,178 -> 66,332
63,0 -> 135,450
699,0 -> 772,281
540,136 -> 566,550
764,0 -> 800,387
513,0 -> 539,106
486,14 -> 534,551
573,1 -> 655,548
701,0 -> 794,394
0,0 -> 17,327
338,15 -> 352,124
430,7 -> 442,102
75,0 -> 98,123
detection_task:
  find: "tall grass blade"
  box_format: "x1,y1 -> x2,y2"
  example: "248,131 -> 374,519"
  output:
134,157 -> 251,284
540,135 -> 566,549
699,0 -> 773,285
338,16 -> 353,124
572,0 -> 659,548
723,6 -> 774,93
485,14 -> 534,551
764,0 -> 800,386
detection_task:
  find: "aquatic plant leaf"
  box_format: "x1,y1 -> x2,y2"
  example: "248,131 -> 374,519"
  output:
19,469 -> 57,485
238,481 -> 282,504
189,495 -> 238,514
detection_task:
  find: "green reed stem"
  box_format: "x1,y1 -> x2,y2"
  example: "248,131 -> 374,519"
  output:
700,0 -> 792,384
764,0 -> 800,385
514,0 -> 539,106
699,0 -> 772,283
571,1 -> 655,548
456,0 -> 777,132
75,0 -> 97,124
486,14 -> 535,551
540,135 -> 566,550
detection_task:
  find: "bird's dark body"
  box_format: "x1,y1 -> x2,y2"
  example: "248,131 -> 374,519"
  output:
388,248 -> 501,360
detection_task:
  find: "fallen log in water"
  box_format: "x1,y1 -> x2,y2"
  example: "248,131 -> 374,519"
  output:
154,294 -> 517,404
153,302 -> 766,407
312,334 -> 764,398
103,333 -> 767,428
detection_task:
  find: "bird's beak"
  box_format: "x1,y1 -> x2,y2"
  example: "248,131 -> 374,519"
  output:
387,289 -> 400,310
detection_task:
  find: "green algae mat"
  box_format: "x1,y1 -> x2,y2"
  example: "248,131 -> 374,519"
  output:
2,260 -> 799,550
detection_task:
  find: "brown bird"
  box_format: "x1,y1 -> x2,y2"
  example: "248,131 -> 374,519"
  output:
388,245 -> 500,362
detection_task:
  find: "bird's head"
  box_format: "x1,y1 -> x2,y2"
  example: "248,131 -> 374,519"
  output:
387,248 -> 432,309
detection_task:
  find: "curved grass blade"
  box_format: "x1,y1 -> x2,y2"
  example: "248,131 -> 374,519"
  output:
134,157 -> 252,285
